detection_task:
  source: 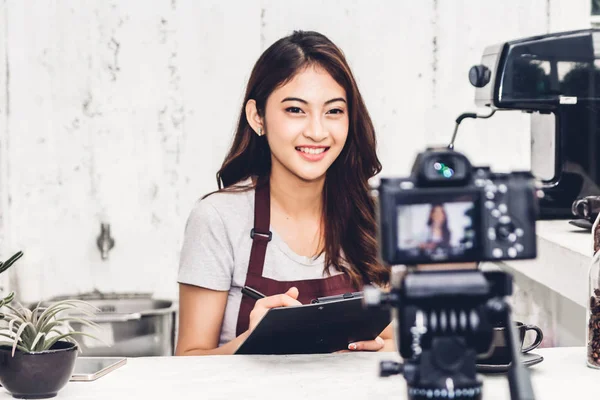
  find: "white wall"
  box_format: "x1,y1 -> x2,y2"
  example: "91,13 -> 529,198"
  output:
0,0 -> 592,303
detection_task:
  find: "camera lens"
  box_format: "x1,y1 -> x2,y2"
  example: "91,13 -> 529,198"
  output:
433,161 -> 455,179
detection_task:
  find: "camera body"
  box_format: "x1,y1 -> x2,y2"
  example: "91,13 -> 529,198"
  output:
377,148 -> 538,265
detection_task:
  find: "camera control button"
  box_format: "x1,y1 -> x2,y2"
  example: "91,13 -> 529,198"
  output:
495,223 -> 514,240
498,184 -> 508,193
515,243 -> 524,252
488,228 -> 496,240
515,228 -> 524,237
486,191 -> 495,200
485,200 -> 495,209
499,215 -> 511,224
491,209 -> 501,218
475,179 -> 486,187
498,203 -> 508,213
508,233 -> 517,242
508,247 -> 517,258
492,248 -> 503,258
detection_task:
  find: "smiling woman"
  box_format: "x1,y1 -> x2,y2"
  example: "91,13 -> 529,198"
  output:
175,30 -> 393,356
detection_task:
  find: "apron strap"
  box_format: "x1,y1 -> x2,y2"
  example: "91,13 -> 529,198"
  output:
248,176 -> 271,276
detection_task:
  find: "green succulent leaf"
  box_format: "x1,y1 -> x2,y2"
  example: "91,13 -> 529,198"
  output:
0,341 -> 29,353
0,251 -> 23,275
21,307 -> 32,322
13,322 -> 34,356
31,302 -> 43,325
36,320 -> 64,335
7,319 -> 21,337
0,292 -> 16,310
30,332 -> 46,351
5,303 -> 28,321
36,300 -> 98,330
0,331 -> 16,339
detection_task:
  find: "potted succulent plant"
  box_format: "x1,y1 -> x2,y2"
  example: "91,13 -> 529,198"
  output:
0,251 -> 103,399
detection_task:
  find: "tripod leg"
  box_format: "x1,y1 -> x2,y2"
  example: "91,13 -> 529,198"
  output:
492,299 -> 536,400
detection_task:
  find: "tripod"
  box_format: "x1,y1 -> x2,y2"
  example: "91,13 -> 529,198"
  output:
364,268 -> 536,400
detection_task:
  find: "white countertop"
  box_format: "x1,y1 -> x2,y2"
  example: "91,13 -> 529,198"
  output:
498,220 -> 593,308
10,347 -> 597,400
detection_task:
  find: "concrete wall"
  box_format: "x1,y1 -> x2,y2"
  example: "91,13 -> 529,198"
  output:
0,0 -> 593,303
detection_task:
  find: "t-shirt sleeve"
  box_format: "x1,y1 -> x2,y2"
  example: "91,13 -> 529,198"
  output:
177,199 -> 234,291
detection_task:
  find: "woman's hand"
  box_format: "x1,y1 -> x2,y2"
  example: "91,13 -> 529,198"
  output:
338,323 -> 396,353
346,336 -> 386,352
248,287 -> 302,332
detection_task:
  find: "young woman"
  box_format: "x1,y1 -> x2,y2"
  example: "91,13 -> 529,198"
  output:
418,204 -> 452,251
175,30 -> 394,356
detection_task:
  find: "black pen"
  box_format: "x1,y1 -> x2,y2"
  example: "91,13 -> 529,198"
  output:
242,286 -> 266,301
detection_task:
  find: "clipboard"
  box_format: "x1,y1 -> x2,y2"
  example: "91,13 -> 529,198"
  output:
235,293 -> 391,355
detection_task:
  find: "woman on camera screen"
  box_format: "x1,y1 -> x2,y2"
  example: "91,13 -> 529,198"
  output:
175,30 -> 394,355
418,204 -> 452,251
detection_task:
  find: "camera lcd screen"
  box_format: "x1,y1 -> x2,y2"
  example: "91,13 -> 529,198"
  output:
395,194 -> 479,263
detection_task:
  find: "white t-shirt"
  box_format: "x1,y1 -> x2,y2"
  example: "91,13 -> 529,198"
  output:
177,178 -> 344,346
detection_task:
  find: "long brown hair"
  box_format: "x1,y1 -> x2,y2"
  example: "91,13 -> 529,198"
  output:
208,30 -> 388,288
427,204 -> 451,247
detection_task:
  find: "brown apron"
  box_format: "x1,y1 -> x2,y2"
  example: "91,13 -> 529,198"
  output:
235,176 -> 358,336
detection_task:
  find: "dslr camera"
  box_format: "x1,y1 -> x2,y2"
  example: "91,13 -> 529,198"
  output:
365,148 -> 540,400
377,148 -> 538,265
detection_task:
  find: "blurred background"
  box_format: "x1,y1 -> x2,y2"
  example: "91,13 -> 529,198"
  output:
0,1 -> 596,353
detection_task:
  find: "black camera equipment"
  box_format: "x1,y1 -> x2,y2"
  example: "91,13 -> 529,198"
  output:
377,149 -> 537,266
365,148 -> 539,400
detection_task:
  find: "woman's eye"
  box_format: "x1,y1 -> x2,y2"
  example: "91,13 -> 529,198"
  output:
327,108 -> 344,115
286,107 -> 303,114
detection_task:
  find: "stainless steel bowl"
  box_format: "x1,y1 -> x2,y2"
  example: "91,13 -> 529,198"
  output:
44,292 -> 178,357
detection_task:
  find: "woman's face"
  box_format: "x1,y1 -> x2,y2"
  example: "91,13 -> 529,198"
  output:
262,65 -> 349,182
431,206 -> 446,225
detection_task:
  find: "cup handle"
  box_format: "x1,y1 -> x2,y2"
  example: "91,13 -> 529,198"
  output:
522,325 -> 543,353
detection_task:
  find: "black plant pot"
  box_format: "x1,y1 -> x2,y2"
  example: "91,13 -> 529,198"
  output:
0,341 -> 78,399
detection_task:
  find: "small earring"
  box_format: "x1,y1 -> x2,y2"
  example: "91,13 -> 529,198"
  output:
257,127 -> 263,136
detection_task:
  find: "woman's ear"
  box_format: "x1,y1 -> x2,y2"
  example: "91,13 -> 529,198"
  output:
245,99 -> 264,136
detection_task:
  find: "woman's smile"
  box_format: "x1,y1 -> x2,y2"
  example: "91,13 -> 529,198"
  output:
295,146 -> 330,162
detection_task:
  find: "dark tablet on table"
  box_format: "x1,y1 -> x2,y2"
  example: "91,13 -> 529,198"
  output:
235,296 -> 392,355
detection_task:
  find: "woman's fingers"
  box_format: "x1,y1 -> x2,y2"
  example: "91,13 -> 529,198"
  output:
255,287 -> 302,309
348,336 -> 385,352
248,287 -> 302,332
285,287 -> 299,299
